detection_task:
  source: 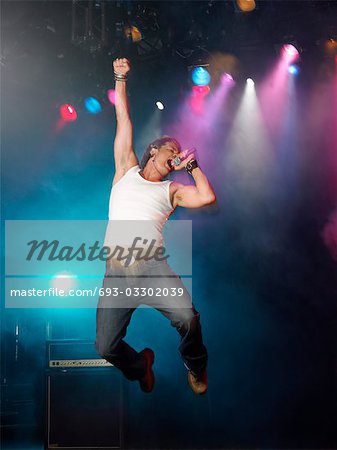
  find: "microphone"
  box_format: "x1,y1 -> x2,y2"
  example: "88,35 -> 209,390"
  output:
168,147 -> 197,169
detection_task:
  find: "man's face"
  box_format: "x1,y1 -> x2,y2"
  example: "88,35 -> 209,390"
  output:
152,142 -> 180,173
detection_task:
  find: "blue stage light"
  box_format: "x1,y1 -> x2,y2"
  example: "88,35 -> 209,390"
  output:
191,67 -> 211,86
84,97 -> 102,114
288,64 -> 299,75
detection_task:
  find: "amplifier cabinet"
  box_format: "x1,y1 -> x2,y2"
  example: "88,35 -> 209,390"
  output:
45,340 -> 124,450
47,339 -> 105,363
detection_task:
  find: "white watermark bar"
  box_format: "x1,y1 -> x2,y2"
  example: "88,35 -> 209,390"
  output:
5,220 -> 192,275
5,277 -> 193,309
5,220 -> 192,308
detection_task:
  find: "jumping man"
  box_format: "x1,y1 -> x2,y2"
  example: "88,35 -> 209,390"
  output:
95,58 -> 216,395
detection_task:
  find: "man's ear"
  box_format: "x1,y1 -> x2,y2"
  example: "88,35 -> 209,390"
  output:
150,145 -> 159,157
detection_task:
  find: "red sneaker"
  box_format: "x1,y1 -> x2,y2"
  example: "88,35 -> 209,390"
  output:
138,348 -> 155,393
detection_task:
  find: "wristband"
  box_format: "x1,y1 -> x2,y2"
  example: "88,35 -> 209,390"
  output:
185,159 -> 198,174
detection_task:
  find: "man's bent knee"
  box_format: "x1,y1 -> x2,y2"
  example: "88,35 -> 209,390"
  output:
171,308 -> 200,332
95,338 -> 120,360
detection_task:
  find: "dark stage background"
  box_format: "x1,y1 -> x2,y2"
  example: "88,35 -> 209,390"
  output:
1,1 -> 337,449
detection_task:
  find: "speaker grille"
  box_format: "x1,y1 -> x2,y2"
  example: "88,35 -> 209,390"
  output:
46,369 -> 123,449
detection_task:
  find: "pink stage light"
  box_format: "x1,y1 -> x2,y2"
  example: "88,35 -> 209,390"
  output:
190,85 -> 211,114
60,104 -> 77,122
282,44 -> 300,63
192,85 -> 210,96
107,89 -> 116,105
221,73 -> 234,84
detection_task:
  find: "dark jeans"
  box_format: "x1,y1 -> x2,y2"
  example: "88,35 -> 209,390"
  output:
95,257 -> 208,381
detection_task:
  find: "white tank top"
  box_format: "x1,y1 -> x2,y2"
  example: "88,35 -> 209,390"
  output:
106,165 -> 174,248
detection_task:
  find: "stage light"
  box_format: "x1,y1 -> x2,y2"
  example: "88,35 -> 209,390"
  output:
283,44 -> 299,57
189,84 -> 210,114
84,97 -> 102,114
236,0 -> 256,12
246,78 -> 255,86
192,85 -> 211,96
60,104 -> 77,122
325,38 -> 337,56
282,44 -> 300,63
124,25 -> 142,43
191,67 -> 211,86
51,271 -> 77,292
156,101 -> 164,110
288,64 -> 299,75
221,73 -> 235,84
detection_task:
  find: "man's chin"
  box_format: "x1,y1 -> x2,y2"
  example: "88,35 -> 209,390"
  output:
165,161 -> 174,172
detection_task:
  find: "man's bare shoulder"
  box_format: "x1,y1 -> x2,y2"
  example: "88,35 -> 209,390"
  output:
169,181 -> 184,193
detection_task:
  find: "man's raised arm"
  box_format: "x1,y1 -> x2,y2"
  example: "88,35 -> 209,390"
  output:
113,58 -> 138,184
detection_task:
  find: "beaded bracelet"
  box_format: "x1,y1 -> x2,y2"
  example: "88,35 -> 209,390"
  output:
114,72 -> 127,82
